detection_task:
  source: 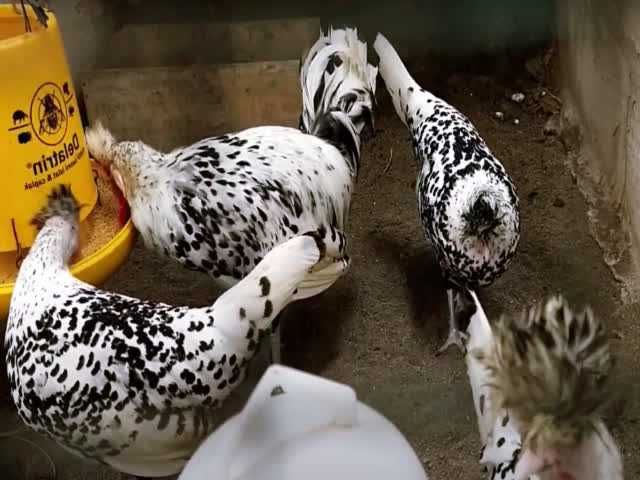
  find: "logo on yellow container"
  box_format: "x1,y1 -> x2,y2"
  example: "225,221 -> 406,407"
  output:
7,80 -> 84,191
8,80 -> 76,147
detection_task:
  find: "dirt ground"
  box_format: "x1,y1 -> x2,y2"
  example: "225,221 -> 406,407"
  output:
1,65 -> 639,479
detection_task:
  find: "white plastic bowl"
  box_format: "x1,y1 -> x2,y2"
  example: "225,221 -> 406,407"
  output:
180,365 -> 429,480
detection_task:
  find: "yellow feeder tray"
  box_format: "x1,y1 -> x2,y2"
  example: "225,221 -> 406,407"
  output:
0,6 -> 136,319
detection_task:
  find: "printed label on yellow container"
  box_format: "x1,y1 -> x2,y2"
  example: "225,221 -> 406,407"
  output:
0,5 -> 97,252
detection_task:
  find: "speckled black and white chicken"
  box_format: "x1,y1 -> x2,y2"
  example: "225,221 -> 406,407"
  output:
85,26 -> 377,363
465,292 -> 622,480
374,33 -> 520,354
5,184 -> 347,477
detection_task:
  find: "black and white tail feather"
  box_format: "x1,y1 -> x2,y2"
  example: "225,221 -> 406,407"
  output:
372,33 -> 417,128
464,291 -> 521,480
299,27 -> 378,173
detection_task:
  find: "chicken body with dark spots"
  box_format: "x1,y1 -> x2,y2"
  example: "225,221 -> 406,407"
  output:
412,99 -> 519,288
105,128 -> 351,291
85,27 -> 377,363
374,33 -> 520,354
6,185 -> 347,477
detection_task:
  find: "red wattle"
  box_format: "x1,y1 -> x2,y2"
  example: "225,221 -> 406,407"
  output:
117,194 -> 130,226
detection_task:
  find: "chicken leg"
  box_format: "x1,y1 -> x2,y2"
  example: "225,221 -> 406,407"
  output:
270,312 -> 284,364
436,288 -> 469,355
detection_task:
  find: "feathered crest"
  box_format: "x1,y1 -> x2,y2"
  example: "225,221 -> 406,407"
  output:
31,184 -> 81,230
85,120 -> 117,168
477,295 -> 613,453
299,26 -> 378,138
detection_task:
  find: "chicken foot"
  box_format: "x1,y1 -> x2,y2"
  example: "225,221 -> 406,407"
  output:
436,288 -> 469,355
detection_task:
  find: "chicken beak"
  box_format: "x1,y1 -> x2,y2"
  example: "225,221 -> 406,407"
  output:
111,168 -> 126,197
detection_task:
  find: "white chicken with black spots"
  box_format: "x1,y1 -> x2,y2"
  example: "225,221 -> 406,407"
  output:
465,292 -> 623,480
374,33 -> 520,354
85,26 -> 377,364
5,184 -> 347,478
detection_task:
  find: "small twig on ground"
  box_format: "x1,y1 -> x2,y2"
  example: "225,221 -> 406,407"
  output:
383,147 -> 393,174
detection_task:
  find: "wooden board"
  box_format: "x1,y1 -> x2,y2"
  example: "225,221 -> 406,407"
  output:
80,60 -> 302,151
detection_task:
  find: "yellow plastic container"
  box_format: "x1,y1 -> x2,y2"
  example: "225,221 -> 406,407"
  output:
0,5 -> 97,252
0,6 -> 137,319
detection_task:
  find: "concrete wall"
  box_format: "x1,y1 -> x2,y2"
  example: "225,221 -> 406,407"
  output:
124,0 -> 554,59
0,0 -> 118,84
82,61 -> 303,150
2,0 -> 555,75
556,1 -> 640,300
